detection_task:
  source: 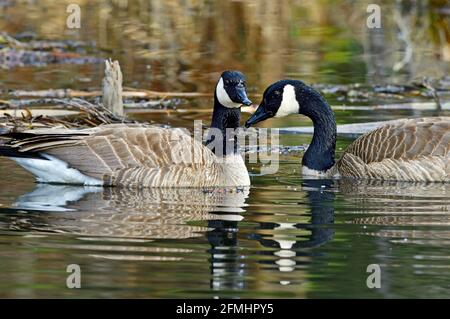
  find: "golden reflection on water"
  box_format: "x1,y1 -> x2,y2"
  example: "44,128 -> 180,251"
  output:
1,0 -> 449,92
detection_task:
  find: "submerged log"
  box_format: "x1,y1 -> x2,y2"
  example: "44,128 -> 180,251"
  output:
280,119 -> 406,137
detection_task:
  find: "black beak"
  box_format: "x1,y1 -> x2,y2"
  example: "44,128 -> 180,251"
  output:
245,104 -> 273,128
236,87 -> 252,106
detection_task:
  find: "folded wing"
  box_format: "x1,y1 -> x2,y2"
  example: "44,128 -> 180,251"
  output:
338,117 -> 450,181
2,125 -> 220,186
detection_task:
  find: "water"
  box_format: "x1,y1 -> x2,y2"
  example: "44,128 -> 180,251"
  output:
0,158 -> 449,298
0,0 -> 450,298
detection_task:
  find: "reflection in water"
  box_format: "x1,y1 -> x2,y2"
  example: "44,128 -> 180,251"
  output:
207,219 -> 244,293
10,184 -> 249,241
254,179 -> 335,277
1,178 -> 450,297
207,179 -> 336,292
339,179 -> 450,243
6,180 -> 337,294
1,0 -> 449,93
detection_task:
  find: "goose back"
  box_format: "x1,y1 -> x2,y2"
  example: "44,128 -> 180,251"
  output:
337,117 -> 450,182
3,125 -> 249,187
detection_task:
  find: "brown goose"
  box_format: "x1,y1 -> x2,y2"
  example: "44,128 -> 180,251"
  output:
0,71 -> 252,187
245,80 -> 450,182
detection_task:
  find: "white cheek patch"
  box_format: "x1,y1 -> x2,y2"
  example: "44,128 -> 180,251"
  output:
274,84 -> 300,117
216,77 -> 242,108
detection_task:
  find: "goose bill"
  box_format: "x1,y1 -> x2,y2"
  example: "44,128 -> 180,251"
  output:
236,87 -> 252,106
245,105 -> 273,127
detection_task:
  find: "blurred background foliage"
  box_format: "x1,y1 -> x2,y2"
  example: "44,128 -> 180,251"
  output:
0,0 -> 449,94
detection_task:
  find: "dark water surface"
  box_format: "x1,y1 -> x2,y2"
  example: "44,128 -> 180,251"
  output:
0,0 -> 449,298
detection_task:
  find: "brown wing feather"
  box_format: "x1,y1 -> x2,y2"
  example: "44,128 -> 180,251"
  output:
344,117 -> 450,162
5,125 -> 222,186
338,117 -> 450,181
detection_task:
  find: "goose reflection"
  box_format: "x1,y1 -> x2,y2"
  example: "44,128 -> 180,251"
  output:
7,178 -> 447,295
11,184 -> 249,240
203,181 -> 336,293
338,179 -> 450,243
207,218 -> 245,292
253,179 -> 335,276
8,183 -> 250,293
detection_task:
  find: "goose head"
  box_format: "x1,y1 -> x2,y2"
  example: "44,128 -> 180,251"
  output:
245,79 -> 305,127
245,79 -> 337,175
208,71 -> 252,156
215,71 -> 252,108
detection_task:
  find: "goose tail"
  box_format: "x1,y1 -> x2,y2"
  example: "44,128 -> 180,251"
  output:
0,145 -> 47,160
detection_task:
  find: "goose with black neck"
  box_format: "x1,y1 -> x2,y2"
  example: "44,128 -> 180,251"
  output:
207,71 -> 252,157
0,71 -> 252,187
245,79 -> 450,182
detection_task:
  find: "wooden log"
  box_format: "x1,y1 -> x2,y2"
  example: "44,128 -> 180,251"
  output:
102,59 -> 124,116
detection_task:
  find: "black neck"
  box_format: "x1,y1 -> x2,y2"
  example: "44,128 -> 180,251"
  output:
205,94 -> 241,156
300,89 -> 336,172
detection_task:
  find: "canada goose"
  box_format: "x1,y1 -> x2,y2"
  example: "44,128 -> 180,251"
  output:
245,80 -> 450,182
0,71 -> 252,187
